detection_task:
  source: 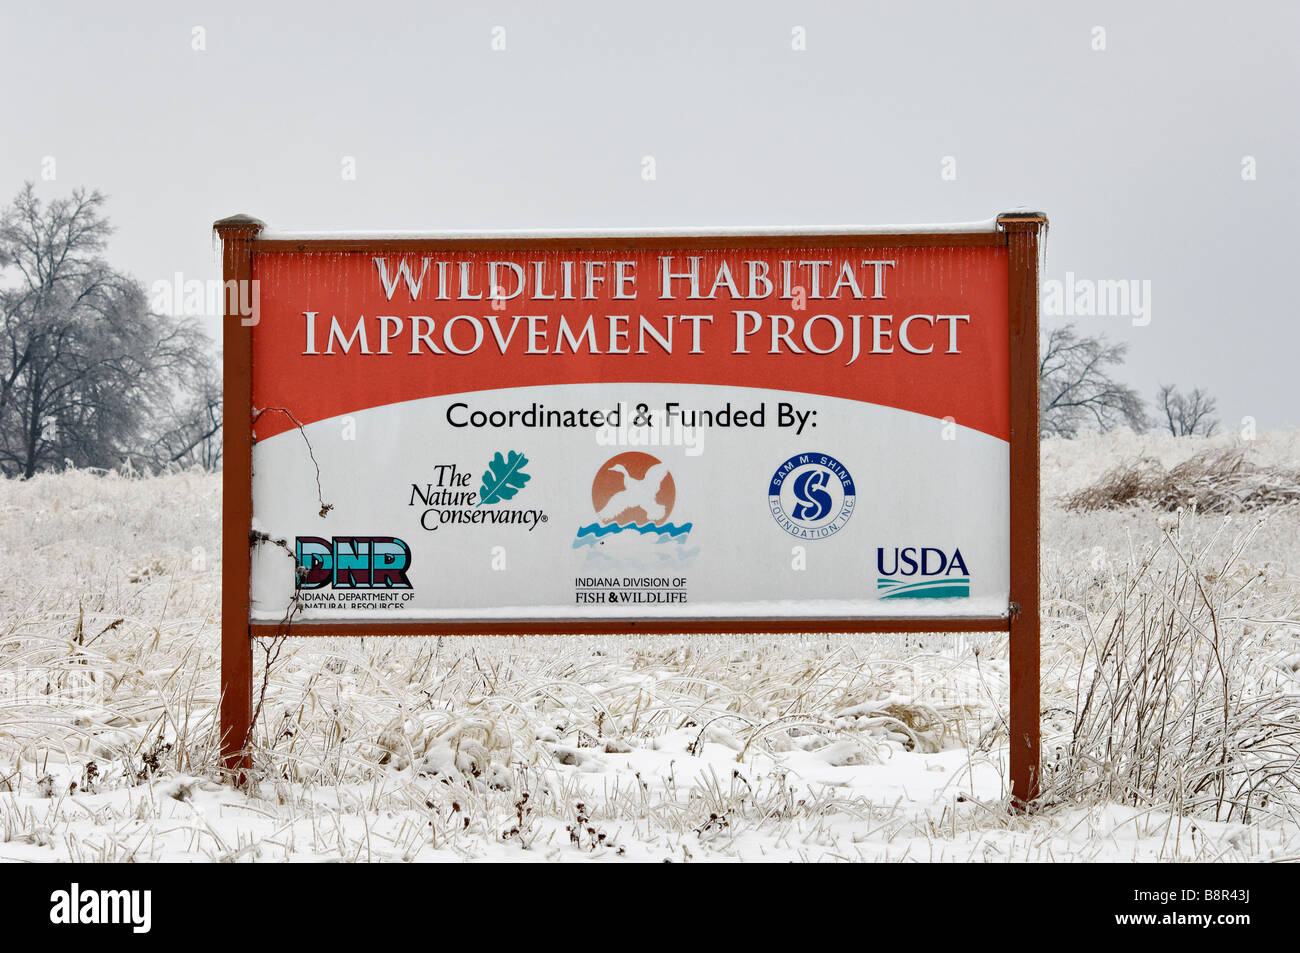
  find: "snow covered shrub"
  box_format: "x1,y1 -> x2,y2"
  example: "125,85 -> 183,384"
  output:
1042,512 -> 1300,824
1066,449 -> 1300,512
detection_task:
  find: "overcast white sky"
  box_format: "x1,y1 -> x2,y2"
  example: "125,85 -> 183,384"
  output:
2,1 -> 1296,428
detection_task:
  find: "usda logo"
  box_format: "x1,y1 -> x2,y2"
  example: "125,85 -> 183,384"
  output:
768,452 -> 855,539
877,546 -> 971,599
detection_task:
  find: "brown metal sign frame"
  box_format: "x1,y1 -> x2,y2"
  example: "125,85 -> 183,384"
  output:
215,213 -> 1045,805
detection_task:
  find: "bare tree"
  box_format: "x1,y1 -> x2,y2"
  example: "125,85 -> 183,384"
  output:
1157,383 -> 1219,437
0,184 -> 216,476
1039,324 -> 1147,436
144,352 -> 222,469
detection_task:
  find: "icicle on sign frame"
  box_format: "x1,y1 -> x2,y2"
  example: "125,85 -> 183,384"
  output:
216,213 -> 1046,803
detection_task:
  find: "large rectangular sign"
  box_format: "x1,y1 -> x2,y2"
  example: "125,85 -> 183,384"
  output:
218,215 -> 1044,801
247,239 -> 1009,622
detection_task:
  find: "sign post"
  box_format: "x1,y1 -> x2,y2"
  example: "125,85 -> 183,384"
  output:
1003,213 -> 1045,807
217,213 -> 261,777
216,213 -> 1044,804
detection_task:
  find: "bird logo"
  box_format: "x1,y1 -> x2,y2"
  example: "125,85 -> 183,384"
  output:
590,452 -> 675,525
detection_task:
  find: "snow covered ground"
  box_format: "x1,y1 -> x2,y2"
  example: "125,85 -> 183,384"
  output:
1,429 -> 1297,862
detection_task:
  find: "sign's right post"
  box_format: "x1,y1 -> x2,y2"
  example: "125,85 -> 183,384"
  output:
1001,211 -> 1046,807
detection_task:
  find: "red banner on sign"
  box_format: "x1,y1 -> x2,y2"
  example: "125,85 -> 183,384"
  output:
250,245 -> 1009,441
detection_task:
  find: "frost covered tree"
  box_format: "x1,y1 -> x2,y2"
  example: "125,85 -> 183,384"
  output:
146,355 -> 222,469
1039,324 -> 1147,436
0,184 -> 216,476
1156,383 -> 1219,437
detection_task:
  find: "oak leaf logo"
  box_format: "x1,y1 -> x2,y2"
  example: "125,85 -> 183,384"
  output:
478,450 -> 531,505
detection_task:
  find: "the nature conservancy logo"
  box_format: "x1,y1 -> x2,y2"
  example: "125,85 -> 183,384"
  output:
768,452 -> 855,539
409,450 -> 548,532
876,546 -> 971,599
572,451 -> 697,578
478,449 -> 532,504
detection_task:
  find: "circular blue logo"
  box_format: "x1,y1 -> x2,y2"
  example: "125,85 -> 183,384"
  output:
768,453 -> 855,539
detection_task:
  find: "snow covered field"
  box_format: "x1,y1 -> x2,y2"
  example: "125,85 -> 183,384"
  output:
1,429 -> 1297,862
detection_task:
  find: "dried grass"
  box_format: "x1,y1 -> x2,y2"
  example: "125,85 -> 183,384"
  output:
1066,448 -> 1300,512
1042,511 -> 1300,826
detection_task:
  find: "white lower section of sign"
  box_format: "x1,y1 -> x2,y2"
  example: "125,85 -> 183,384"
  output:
249,384 -> 1009,622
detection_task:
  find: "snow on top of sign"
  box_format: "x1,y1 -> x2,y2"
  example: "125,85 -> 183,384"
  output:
256,218 -> 1003,240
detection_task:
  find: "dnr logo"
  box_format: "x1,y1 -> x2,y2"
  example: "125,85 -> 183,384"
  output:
877,546 -> 970,599
296,536 -> 412,589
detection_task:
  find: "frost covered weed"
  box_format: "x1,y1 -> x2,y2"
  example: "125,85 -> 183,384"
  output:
242,635 -> 977,790
1066,448 -> 1300,512
0,443 -> 1297,860
1041,509 -> 1300,824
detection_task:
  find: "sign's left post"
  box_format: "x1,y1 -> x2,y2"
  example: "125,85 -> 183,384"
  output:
214,214 -> 264,778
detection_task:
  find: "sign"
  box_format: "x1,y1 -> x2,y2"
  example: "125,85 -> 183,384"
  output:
217,215 -> 1045,804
